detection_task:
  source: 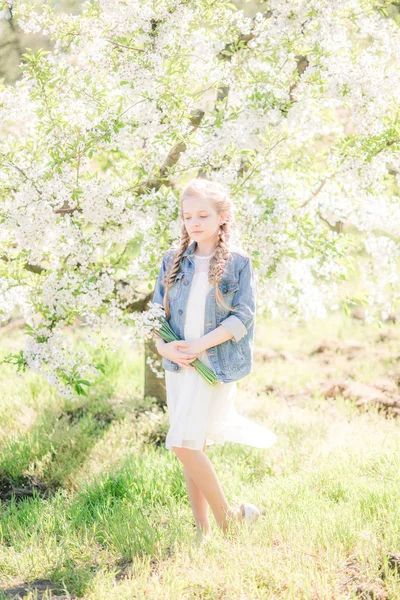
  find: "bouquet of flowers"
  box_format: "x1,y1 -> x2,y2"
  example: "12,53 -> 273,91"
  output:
135,301 -> 218,386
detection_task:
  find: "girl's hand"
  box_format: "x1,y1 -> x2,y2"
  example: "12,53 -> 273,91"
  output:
161,340 -> 200,370
180,339 -> 206,355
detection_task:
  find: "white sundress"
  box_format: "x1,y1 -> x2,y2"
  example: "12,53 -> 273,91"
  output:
164,252 -> 277,452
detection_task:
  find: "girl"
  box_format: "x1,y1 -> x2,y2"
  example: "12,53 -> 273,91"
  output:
152,178 -> 277,540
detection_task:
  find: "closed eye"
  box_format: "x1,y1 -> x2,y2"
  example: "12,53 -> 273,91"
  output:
185,216 -> 208,219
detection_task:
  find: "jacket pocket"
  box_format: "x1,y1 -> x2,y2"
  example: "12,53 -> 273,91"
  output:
236,337 -> 246,360
218,280 -> 239,296
219,338 -> 245,372
216,280 -> 239,318
167,271 -> 185,304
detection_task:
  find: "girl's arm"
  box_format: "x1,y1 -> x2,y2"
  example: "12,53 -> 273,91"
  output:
218,256 -> 256,344
199,325 -> 234,351
152,253 -> 168,306
188,257 -> 256,354
151,252 -> 169,356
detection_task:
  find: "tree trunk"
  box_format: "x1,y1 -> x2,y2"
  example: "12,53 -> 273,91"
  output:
144,338 -> 166,406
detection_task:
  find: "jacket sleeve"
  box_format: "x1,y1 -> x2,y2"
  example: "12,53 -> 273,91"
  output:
152,250 -> 170,307
219,257 -> 256,343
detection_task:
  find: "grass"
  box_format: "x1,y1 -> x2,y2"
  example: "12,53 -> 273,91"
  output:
0,310 -> 400,599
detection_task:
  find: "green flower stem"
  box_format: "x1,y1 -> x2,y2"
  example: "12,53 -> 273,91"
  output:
155,318 -> 218,386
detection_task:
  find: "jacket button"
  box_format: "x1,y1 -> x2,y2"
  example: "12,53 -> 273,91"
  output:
222,286 -> 227,293
183,280 -> 189,286
178,309 -> 183,315
174,364 -> 179,371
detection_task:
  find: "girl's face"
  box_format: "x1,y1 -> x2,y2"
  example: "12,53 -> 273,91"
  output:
182,195 -> 226,243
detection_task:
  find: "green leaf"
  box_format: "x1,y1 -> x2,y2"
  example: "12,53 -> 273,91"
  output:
74,383 -> 88,396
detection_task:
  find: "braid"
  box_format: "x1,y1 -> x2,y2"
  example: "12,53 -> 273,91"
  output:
162,177 -> 241,320
209,220 -> 240,313
163,224 -> 190,319
209,222 -> 230,283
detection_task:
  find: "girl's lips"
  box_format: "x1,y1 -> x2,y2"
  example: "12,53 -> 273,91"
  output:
192,231 -> 203,234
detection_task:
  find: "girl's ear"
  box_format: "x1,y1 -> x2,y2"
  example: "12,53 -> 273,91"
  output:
219,211 -> 228,225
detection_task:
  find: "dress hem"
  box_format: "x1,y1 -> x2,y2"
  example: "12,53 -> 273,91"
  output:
165,431 -> 277,452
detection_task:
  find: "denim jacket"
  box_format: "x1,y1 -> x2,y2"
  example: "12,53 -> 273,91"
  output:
152,240 -> 256,383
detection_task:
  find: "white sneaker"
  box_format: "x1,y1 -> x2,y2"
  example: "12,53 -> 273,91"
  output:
240,503 -> 260,528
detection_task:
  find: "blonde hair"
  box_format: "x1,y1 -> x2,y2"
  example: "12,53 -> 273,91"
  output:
162,178 -> 240,320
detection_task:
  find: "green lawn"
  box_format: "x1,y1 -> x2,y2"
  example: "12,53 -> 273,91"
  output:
0,311 -> 400,599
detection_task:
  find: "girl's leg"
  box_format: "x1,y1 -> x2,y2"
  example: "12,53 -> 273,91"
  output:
172,442 -> 242,533
183,439 -> 210,537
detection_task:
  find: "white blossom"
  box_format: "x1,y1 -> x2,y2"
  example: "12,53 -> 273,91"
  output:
1,0 -> 399,397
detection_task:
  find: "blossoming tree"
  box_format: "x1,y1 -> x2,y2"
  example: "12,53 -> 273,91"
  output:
1,0 -> 399,400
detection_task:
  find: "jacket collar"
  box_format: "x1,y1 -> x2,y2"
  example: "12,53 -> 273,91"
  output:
183,240 -> 197,257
